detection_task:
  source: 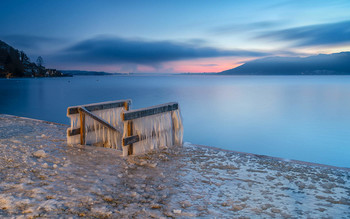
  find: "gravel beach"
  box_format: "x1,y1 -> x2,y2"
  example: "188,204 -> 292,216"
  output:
0,114 -> 349,218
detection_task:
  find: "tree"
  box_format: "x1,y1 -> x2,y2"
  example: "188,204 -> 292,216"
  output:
20,51 -> 30,63
36,56 -> 44,67
36,56 -> 45,76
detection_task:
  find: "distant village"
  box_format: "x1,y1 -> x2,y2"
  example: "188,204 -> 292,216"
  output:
0,40 -> 68,78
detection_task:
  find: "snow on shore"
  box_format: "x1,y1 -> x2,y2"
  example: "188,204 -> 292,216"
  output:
0,114 -> 349,218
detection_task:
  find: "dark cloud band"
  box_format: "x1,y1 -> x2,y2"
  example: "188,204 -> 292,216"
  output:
57,36 -> 269,65
258,20 -> 350,46
1,34 -> 64,50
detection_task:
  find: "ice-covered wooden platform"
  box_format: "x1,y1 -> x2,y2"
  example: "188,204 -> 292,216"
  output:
67,100 -> 183,156
0,114 -> 350,218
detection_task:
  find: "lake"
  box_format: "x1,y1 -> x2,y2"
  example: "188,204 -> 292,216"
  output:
1,75 -> 350,167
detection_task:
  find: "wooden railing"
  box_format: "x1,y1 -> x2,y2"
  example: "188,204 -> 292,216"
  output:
67,100 -> 182,156
122,102 -> 179,155
67,99 -> 130,147
78,107 -> 123,145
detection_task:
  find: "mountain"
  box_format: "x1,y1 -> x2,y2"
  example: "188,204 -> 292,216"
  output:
219,52 -> 350,75
60,70 -> 124,76
0,40 -> 64,78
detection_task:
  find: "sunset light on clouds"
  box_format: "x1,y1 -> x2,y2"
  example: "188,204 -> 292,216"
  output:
1,0 -> 350,73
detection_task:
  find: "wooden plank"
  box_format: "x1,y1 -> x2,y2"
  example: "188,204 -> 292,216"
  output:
124,101 -> 129,111
68,127 -> 81,136
68,99 -> 131,115
123,102 -> 178,121
68,124 -> 111,137
78,107 -> 122,134
123,135 -> 139,145
80,110 -> 85,145
122,128 -> 173,145
171,111 -> 175,145
127,121 -> 133,155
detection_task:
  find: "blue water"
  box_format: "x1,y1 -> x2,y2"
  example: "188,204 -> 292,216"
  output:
1,75 -> 350,167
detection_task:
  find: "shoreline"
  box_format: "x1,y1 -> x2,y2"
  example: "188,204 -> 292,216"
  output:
2,113 -> 348,171
0,114 -> 349,217
194,144 -> 350,171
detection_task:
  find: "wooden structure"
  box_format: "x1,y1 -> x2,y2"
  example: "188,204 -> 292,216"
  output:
67,100 -> 183,156
67,99 -> 130,149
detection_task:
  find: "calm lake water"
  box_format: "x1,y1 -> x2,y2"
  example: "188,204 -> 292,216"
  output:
1,75 -> 350,167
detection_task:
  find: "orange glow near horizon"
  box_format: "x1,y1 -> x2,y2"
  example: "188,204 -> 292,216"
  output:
53,57 -> 258,73
164,57 -> 258,73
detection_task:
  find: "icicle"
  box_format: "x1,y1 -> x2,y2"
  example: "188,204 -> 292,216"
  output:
66,114 -> 80,145
124,108 -> 183,155
172,109 -> 184,146
67,106 -> 125,150
66,128 -> 80,145
122,120 -> 130,156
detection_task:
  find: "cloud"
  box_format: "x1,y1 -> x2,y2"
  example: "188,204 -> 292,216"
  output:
55,36 -> 269,66
198,64 -> 218,66
211,21 -> 283,35
257,20 -> 350,46
1,34 -> 65,50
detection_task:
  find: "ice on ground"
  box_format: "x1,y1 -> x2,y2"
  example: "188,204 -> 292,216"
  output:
0,114 -> 350,218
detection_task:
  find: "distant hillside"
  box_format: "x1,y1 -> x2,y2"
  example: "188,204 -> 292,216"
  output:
61,70 -> 124,76
220,52 -> 350,75
0,40 -> 64,78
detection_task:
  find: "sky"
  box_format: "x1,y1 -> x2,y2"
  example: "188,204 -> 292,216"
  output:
1,0 -> 350,73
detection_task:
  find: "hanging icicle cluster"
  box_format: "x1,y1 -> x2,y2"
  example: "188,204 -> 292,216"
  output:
172,109 -> 184,146
67,107 -> 125,149
123,108 -> 183,155
67,113 -> 80,145
84,108 -> 124,149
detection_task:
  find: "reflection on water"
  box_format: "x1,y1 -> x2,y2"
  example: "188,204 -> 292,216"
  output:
1,75 -> 350,167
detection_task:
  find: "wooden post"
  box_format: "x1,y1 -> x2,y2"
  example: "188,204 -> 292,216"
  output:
79,110 -> 85,145
124,101 -> 129,111
123,101 -> 133,155
171,111 -> 176,146
128,121 -> 133,155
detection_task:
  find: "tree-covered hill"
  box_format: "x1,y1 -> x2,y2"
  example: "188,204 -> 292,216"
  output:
0,40 -> 64,78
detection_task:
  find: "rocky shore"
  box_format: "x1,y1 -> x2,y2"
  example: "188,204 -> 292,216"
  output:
0,114 -> 349,218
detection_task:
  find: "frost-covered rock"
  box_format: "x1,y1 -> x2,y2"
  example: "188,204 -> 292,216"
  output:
33,150 -> 46,158
180,200 -> 192,208
0,194 -> 13,211
173,209 -> 182,214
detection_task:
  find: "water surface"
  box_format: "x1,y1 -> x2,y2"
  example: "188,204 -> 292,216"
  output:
1,75 -> 350,167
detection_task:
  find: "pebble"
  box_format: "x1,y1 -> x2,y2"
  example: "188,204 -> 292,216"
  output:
151,204 -> 162,209
180,200 -> 192,208
173,209 -> 182,214
271,208 -> 281,213
33,150 -> 46,158
231,205 -> 244,211
148,163 -> 157,168
131,192 -> 139,198
140,161 -> 147,166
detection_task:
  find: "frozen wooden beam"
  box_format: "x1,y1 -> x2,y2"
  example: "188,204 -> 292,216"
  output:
78,107 -> 122,134
67,127 -> 81,136
123,102 -> 178,121
67,99 -> 131,115
123,135 -> 139,145
123,128 -> 173,145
